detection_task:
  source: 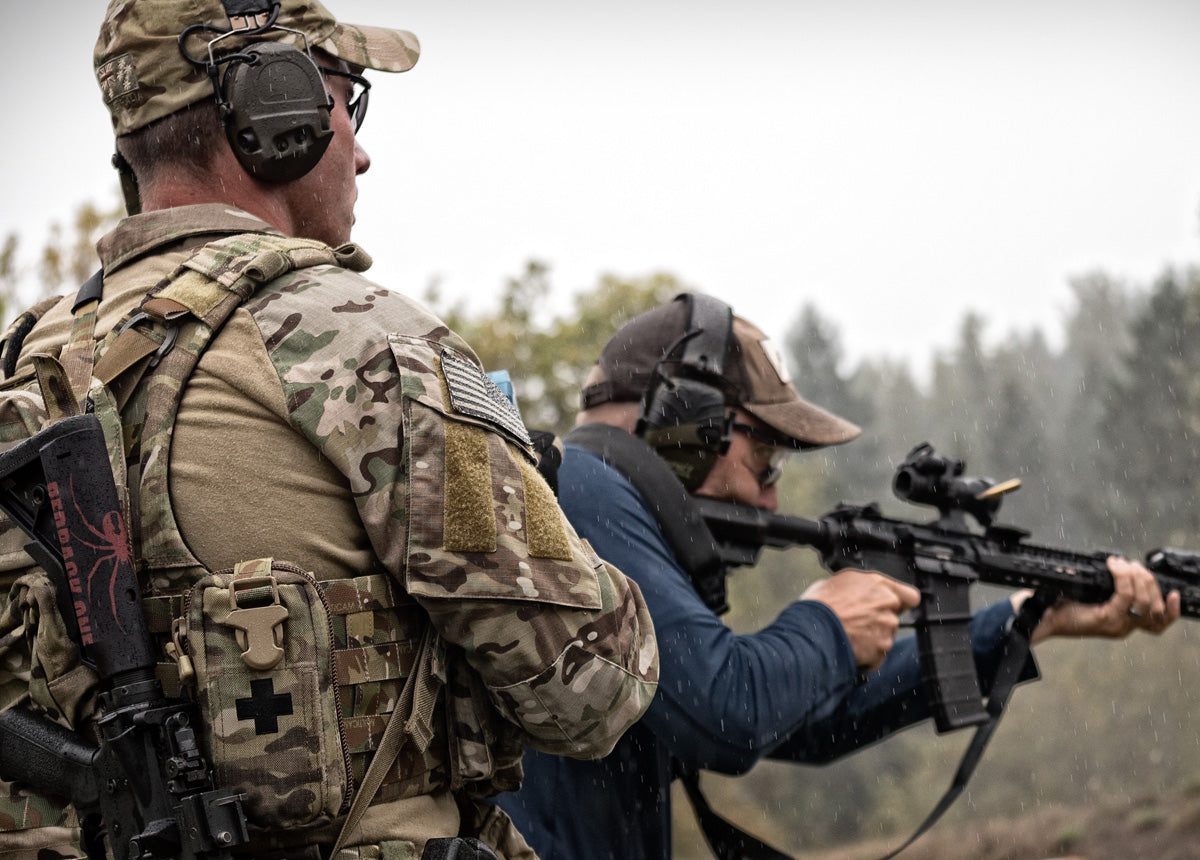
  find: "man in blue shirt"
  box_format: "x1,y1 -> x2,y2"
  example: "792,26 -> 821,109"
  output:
498,293 -> 1179,860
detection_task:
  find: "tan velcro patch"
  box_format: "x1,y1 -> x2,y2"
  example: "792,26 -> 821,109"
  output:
443,420 -> 496,553
518,455 -> 572,560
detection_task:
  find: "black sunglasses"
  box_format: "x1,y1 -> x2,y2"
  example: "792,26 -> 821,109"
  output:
729,421 -> 789,449
319,66 -> 371,133
730,421 -> 789,488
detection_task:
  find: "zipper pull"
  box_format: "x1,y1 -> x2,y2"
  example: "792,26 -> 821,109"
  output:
168,617 -> 195,686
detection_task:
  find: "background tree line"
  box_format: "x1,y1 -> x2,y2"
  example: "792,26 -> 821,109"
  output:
5,202 -> 1200,857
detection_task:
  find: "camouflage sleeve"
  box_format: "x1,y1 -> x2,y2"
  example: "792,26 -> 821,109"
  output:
255,277 -> 657,758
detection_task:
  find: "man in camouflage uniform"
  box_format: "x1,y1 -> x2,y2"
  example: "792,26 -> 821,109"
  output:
0,1 -> 657,858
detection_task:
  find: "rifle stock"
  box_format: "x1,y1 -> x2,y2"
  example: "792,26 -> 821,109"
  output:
0,415 -> 248,859
692,443 -> 1200,731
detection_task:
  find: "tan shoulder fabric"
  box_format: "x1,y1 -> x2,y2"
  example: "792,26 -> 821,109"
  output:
169,307 -> 374,578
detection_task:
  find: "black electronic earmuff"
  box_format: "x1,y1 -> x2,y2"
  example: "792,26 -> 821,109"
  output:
636,294 -> 736,490
180,1 -> 334,183
219,40 -> 334,182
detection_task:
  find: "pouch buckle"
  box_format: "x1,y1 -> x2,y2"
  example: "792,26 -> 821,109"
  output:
225,574 -> 289,670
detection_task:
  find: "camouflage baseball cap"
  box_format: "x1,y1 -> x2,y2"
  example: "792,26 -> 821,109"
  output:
582,294 -> 862,448
95,0 -> 420,136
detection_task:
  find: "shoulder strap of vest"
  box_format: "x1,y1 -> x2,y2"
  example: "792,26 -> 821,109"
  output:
93,233 -> 363,581
0,295 -> 66,381
563,422 -> 728,612
92,234 -> 365,397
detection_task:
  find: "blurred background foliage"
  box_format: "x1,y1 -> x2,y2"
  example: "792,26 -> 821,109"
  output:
5,200 -> 1200,858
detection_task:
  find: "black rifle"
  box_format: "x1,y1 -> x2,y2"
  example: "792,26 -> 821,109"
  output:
693,442 -> 1200,732
0,414 -> 249,859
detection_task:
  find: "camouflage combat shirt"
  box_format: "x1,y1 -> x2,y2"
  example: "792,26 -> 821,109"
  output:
6,204 -> 658,858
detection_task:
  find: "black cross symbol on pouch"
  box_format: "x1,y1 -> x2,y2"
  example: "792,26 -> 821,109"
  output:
235,678 -> 294,735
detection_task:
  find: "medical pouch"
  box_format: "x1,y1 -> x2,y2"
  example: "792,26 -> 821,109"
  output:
183,558 -> 351,828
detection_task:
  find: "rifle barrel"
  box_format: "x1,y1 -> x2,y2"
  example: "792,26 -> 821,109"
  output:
694,496 -> 1200,619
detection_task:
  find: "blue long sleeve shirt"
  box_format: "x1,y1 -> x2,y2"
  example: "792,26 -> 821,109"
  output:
498,442 -> 1029,860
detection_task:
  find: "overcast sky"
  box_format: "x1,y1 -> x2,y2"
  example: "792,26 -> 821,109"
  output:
6,1 -> 1199,373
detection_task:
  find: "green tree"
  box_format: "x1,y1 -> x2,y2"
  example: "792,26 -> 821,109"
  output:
925,312 -> 991,465
842,356 -> 928,496
971,332 -> 1055,530
782,304 -> 890,505
429,262 -> 681,434
0,197 -> 123,328
1053,272 -> 1136,544
1095,266 -> 1200,549
0,234 -> 18,328
785,303 -> 867,420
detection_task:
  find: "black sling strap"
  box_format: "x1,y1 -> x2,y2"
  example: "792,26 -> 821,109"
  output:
874,593 -> 1047,859
677,762 -> 792,860
564,423 -> 727,606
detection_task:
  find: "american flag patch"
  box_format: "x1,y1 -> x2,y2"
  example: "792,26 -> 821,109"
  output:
441,349 -> 531,447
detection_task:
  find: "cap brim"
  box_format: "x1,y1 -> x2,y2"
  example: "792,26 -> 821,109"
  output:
742,398 -> 861,449
321,22 -> 420,72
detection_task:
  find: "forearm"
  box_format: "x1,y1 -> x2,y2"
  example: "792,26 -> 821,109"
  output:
768,599 -> 1037,763
647,597 -> 860,774
422,561 -> 660,758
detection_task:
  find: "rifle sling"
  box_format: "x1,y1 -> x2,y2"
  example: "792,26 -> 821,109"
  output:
677,762 -> 793,860
564,423 -> 795,860
564,423 -> 724,590
876,593 -> 1048,860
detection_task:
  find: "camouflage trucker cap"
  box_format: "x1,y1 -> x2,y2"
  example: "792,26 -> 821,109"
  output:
582,294 -> 862,448
95,0 -> 420,136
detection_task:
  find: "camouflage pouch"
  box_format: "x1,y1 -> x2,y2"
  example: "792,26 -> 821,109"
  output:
0,569 -> 99,730
182,558 -> 351,828
0,568 -> 94,842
